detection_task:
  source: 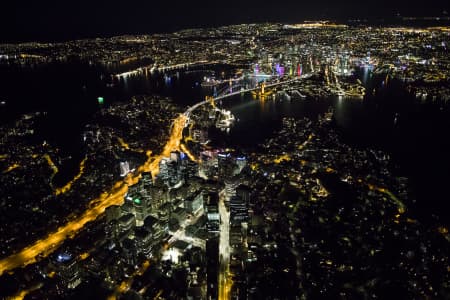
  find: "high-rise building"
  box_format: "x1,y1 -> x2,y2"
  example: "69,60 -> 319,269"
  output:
199,151 -> 218,179
123,177 -> 169,226
184,160 -> 199,180
141,171 -> 153,189
230,195 -> 248,226
218,152 -> 235,179
159,155 -> 183,187
52,252 -> 82,290
144,215 -> 165,241
158,158 -> 170,183
134,227 -> 153,258
105,219 -> 118,242
148,181 -> 169,211
125,183 -> 151,226
122,238 -> 138,266
235,155 -> 247,174
205,192 -> 220,238
105,205 -> 121,223
236,184 -> 251,205
224,179 -> 239,199
168,160 -> 182,187
206,237 -> 219,300
184,190 -> 203,215
118,213 -> 135,240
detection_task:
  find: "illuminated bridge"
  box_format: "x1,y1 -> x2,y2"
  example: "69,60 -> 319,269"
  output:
186,76 -> 304,118
0,74 -> 304,277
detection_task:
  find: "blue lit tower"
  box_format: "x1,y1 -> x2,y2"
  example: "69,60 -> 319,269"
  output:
52,252 -> 82,290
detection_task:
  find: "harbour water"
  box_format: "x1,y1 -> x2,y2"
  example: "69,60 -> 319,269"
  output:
0,60 -> 448,223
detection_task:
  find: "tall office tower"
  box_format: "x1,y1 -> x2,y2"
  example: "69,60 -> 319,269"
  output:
230,195 -> 248,226
158,158 -> 170,183
236,184 -> 251,205
105,219 -> 119,243
125,183 -> 151,226
235,155 -> 247,175
229,194 -> 249,297
105,205 -> 121,223
229,194 -> 248,254
134,227 -> 153,258
229,224 -> 243,250
224,179 -> 239,199
218,152 -> 236,179
206,237 -> 219,300
148,180 -> 169,211
52,253 -> 82,290
122,238 -> 138,267
199,151 -> 218,179
118,213 -> 135,240
159,156 -> 182,188
119,161 -> 130,177
157,204 -> 170,232
144,215 -> 165,241
205,192 -> 220,238
141,171 -> 153,189
120,199 -> 135,218
184,189 -> 204,215
184,159 -> 199,180
132,197 -> 147,227
125,177 -> 168,222
167,159 -> 182,187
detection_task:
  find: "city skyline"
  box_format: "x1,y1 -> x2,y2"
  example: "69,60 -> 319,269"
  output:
0,7 -> 449,299
1,0 -> 450,42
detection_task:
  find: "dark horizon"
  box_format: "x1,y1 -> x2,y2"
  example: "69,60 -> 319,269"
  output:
1,0 -> 449,43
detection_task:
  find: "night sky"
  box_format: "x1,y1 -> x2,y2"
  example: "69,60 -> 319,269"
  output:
1,0 -> 449,42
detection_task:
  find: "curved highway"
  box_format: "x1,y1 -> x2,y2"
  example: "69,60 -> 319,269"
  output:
0,75 -> 302,276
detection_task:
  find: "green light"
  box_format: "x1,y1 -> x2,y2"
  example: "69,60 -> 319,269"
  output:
97,97 -> 104,104
134,198 -> 141,204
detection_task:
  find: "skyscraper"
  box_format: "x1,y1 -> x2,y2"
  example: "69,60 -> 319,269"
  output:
52,252 -> 82,290
230,195 -> 248,226
206,237 -> 219,300
184,189 -> 204,215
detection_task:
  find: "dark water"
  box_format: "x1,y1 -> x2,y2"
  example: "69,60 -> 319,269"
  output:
211,94 -> 332,148
0,61 -> 448,224
215,73 -> 450,224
